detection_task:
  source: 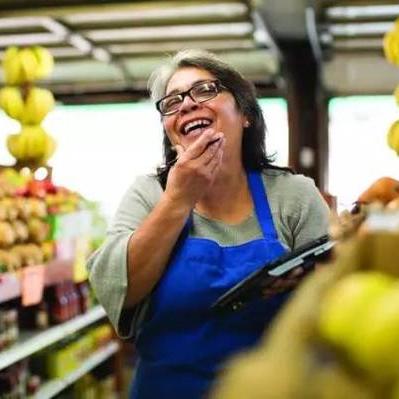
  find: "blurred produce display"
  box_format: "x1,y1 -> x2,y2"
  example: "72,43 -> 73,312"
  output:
329,176 -> 399,241
0,46 -> 56,167
0,167 -> 106,274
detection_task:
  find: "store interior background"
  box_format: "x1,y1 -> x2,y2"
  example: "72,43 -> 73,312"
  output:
0,0 -> 398,397
0,0 -> 398,219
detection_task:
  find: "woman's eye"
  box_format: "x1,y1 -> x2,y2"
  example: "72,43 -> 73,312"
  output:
164,96 -> 181,108
195,85 -> 213,95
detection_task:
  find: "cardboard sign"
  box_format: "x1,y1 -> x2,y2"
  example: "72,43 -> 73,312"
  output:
21,265 -> 45,306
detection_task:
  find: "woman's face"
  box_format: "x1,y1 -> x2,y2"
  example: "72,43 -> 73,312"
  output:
162,67 -> 247,155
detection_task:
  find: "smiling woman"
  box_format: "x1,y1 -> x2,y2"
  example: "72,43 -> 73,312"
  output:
87,49 -> 330,399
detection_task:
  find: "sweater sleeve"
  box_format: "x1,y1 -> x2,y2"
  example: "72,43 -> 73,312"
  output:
87,174 -> 161,339
286,175 -> 331,249
263,171 -> 330,250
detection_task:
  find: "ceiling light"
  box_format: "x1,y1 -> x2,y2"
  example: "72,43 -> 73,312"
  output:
91,48 -> 111,63
0,32 -> 62,47
0,16 -> 45,29
329,22 -> 394,37
68,34 -> 92,53
85,23 -> 253,42
65,3 -> 247,24
107,39 -> 254,55
327,5 -> 399,20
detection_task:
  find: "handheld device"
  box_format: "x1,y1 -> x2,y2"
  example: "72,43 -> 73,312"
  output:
211,235 -> 335,313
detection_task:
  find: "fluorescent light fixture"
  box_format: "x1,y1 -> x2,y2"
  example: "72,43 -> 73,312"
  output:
91,47 -> 111,63
68,33 -> 92,53
327,5 -> 399,20
107,39 -> 254,55
0,16 -> 46,29
41,18 -> 70,37
65,3 -> 247,24
0,32 -> 62,46
329,22 -> 395,37
332,38 -> 383,50
251,11 -> 274,49
46,47 -> 83,58
85,22 -> 253,42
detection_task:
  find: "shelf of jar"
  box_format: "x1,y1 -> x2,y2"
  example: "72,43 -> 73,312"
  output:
0,305 -> 106,370
0,257 -> 74,304
31,340 -> 119,399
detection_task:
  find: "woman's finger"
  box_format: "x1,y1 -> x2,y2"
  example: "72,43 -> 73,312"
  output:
182,130 -> 223,160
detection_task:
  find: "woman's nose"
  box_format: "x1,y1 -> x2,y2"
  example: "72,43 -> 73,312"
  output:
179,94 -> 198,114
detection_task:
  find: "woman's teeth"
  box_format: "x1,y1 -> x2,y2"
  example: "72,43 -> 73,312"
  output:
183,119 -> 211,135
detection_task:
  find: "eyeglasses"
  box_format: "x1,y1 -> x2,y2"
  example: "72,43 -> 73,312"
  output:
156,80 -> 225,116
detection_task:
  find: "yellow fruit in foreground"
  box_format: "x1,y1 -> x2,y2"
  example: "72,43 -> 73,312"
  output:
318,272 -> 395,351
387,120 -> 399,155
351,285 -> 399,381
391,378 -> 399,399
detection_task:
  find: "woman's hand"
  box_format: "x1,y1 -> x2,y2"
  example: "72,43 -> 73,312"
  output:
262,267 -> 305,298
165,129 -> 225,209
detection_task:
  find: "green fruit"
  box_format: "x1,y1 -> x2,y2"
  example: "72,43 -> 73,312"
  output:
318,272 -> 395,351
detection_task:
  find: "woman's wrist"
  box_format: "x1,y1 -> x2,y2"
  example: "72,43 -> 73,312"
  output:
160,191 -> 193,220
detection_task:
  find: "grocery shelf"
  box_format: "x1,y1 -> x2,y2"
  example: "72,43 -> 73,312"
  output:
33,340 -> 119,399
0,258 -> 74,304
0,305 -> 106,370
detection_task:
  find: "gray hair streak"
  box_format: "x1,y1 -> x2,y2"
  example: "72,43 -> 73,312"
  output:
148,49 -> 237,102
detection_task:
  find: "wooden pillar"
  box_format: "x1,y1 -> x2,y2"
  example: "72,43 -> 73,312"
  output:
280,40 -> 329,191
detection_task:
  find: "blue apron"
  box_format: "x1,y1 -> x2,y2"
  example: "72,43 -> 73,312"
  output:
131,171 -> 290,399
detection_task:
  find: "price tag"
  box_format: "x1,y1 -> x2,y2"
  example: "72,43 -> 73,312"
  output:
21,265 -> 45,306
73,235 -> 90,283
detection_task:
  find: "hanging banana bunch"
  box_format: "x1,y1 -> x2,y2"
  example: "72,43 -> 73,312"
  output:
383,18 -> 399,156
0,46 -> 57,167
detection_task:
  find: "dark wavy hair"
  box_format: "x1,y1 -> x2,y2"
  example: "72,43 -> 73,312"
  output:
148,49 -> 292,189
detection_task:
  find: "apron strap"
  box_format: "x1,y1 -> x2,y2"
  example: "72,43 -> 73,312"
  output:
247,170 -> 279,240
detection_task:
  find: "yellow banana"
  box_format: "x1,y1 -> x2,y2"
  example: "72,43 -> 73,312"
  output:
0,87 -> 24,121
387,120 -> 399,155
2,46 -> 23,85
23,87 -> 55,125
7,133 -> 26,160
20,125 -> 46,159
18,48 -> 40,82
383,30 -> 399,66
32,46 -> 54,79
40,134 -> 56,163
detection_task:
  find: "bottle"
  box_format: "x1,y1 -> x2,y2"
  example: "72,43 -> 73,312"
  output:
76,282 -> 91,314
50,284 -> 69,324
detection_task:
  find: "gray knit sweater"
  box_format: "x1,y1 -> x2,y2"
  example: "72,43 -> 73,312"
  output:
87,168 -> 330,338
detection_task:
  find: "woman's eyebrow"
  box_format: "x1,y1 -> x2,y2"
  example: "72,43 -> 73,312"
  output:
165,79 -> 210,96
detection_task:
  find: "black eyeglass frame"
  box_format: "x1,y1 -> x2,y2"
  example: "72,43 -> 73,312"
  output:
156,80 -> 226,116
